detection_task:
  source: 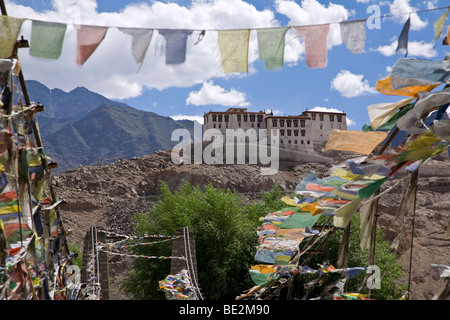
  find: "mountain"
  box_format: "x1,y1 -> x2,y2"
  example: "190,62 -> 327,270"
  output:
24,80 -> 197,171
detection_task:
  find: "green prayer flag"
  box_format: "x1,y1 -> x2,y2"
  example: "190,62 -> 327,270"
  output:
279,212 -> 321,229
30,21 -> 67,59
357,177 -> 387,199
257,27 -> 289,70
0,16 -> 24,59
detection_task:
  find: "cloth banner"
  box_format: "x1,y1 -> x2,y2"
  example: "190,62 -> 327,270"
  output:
396,16 -> 410,56
340,20 -> 366,54
158,29 -> 192,64
367,97 -> 415,130
324,130 -> 389,155
390,58 -> 450,90
333,198 -> 362,228
0,59 -> 14,86
30,21 -> 67,59
257,27 -> 289,70
76,25 -> 108,65
434,8 -> 449,41
376,75 -> 439,98
396,89 -> 450,134
0,16 -> 25,59
294,24 -> 330,68
218,29 -> 250,73
119,28 -> 153,68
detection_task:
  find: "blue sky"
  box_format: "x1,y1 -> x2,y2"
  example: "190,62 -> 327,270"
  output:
6,0 -> 450,129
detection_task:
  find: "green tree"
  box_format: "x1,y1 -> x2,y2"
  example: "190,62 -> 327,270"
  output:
122,181 -> 280,300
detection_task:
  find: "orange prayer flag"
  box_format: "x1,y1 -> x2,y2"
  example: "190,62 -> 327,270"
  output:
376,75 -> 439,98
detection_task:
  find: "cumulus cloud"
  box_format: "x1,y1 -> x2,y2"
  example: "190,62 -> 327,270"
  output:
375,40 -> 438,58
186,81 -> 250,107
171,114 -> 204,124
330,70 -> 376,98
310,106 -> 356,126
7,0 -> 281,99
388,0 -> 428,31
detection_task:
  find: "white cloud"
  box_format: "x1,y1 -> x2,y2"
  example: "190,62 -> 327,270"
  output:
375,40 -> 438,58
186,81 -> 250,107
7,0 -> 281,100
171,114 -> 204,124
330,70 -> 376,98
388,0 -> 428,31
266,108 -> 283,115
309,106 -> 356,126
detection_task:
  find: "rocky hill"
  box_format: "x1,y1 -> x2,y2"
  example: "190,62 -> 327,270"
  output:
52,150 -> 450,300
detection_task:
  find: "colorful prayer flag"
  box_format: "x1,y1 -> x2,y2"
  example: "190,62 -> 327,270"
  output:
340,20 -> 366,54
256,27 -> 289,70
376,75 -> 439,98
294,24 -> 330,68
218,29 -> 250,73
158,29 -> 192,65
30,21 -> 67,59
76,25 -> 108,66
0,16 -> 25,59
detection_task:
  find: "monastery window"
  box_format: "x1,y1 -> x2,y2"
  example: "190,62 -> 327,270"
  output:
301,130 -> 306,137
320,124 -> 323,130
293,120 -> 298,127
280,129 -> 285,136
250,114 -> 255,122
294,130 -> 299,136
257,115 -> 263,122
337,115 -> 342,122
301,140 -> 304,144
294,140 -> 298,144
238,122 -> 241,127
287,130 -> 291,136
244,115 -> 248,121
224,115 -> 229,122
218,115 -> 222,122
213,124 -> 216,128
311,114 -> 316,120
319,114 -> 324,121
280,120 -> 285,127
212,115 -> 217,122
237,114 -> 241,121
329,114 -> 334,122
307,140 -> 310,144
288,140 -> 291,144
272,119 -> 278,127
286,120 -> 291,127
301,120 -> 305,127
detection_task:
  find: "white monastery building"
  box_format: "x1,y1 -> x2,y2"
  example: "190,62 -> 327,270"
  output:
203,107 -> 347,153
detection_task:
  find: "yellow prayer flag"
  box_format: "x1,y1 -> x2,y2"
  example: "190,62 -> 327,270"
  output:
324,130 -> 389,155
218,29 -> 250,73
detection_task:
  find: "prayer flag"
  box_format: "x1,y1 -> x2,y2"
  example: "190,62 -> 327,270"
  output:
333,198 -> 362,228
257,27 -> 289,70
76,25 -> 108,65
390,58 -> 450,90
340,20 -> 366,54
324,130 -> 389,155
396,16 -> 410,57
119,28 -> 153,69
30,21 -> 67,59
434,8 -> 449,41
367,97 -> 415,130
0,16 -> 25,59
218,29 -> 250,73
158,29 -> 192,65
294,24 -> 330,68
376,75 -> 439,98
